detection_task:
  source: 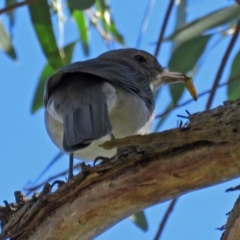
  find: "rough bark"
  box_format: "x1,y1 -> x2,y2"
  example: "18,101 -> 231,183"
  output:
221,195 -> 240,240
1,99 -> 240,240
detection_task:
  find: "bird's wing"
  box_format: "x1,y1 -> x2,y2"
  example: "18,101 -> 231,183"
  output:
44,59 -> 154,109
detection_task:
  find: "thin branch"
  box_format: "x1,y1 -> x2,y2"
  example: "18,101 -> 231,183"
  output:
31,152 -> 64,185
86,11 -> 111,41
24,163 -> 82,195
136,0 -> 155,48
205,20 -> 240,110
154,198 -> 178,240
85,9 -> 125,47
155,74 -> 240,119
0,0 -> 40,14
154,0 -> 175,57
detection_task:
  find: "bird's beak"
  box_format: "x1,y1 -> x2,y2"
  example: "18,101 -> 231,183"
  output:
160,69 -> 189,84
158,69 -> 198,101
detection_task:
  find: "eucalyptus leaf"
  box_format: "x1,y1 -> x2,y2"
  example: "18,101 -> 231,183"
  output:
97,0 -> 108,11
153,101 -> 175,132
96,0 -> 109,33
28,0 -> 63,70
0,21 -> 17,60
165,0 -> 187,109
129,211 -> 148,231
96,0 -> 124,44
62,41 -> 77,65
169,35 -> 211,73
171,0 -> 187,51
175,0 -> 186,29
166,4 -> 240,42
68,0 -> 95,10
73,10 -> 89,56
168,35 -> 211,104
228,51 -> 240,100
169,83 -> 185,105
31,64 -> 55,113
109,19 -> 124,44
31,42 -> 76,113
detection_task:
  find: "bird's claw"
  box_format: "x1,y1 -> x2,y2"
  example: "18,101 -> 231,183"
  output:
93,156 -> 112,166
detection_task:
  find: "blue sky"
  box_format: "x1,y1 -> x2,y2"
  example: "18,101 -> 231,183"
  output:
1,0 -> 240,239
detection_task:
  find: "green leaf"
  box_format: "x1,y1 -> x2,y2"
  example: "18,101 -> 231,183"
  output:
96,0 -> 109,33
95,0 -> 124,44
28,0 -> 63,70
97,0 -> 107,11
153,101 -> 175,132
168,0 -> 187,108
31,42 -> 76,113
68,0 -> 95,10
129,211 -> 148,231
72,10 -> 89,56
168,35 -> 210,104
31,64 -> 55,113
169,83 -> 185,105
175,0 -> 187,30
109,19 -> 124,44
169,35 -> 211,73
0,21 -> 17,60
166,4 -> 240,42
62,41 -> 76,65
228,51 -> 240,100
171,0 -> 187,51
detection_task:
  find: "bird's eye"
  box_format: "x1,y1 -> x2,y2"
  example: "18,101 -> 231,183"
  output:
134,54 -> 147,63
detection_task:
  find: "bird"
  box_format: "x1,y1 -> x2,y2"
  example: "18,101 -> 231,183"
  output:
44,48 -> 192,178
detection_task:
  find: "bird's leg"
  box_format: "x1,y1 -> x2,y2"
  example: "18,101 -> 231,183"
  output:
51,153 -> 76,191
68,152 -> 74,180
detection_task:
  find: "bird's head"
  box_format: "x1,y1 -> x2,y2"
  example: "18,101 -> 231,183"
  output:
98,48 -> 194,95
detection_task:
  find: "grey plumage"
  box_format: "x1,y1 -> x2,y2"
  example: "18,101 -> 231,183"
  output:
44,48 -> 189,161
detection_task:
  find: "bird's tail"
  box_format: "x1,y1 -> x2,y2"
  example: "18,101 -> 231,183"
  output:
56,73 -> 112,152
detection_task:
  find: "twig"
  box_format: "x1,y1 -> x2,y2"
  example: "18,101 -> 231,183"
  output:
32,152 -> 64,185
205,19 -> 240,110
0,0 -> 40,14
154,0 -> 175,57
85,9 -> 123,45
24,163 -> 82,195
136,0 -> 155,48
154,198 -> 178,240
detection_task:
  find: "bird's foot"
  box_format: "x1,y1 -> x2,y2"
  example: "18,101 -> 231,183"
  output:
93,156 -> 111,166
51,180 -> 66,191
94,146 -> 140,166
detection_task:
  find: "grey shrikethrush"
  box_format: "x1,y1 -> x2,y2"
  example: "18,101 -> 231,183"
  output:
44,48 -> 195,177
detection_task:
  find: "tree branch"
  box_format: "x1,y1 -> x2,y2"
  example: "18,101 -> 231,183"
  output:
154,0 -> 175,57
154,198 -> 178,240
0,0 -> 40,15
1,99 -> 240,240
221,195 -> 240,240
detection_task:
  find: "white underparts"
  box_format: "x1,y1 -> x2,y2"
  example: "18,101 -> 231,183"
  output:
47,99 -> 63,123
101,82 -> 117,111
